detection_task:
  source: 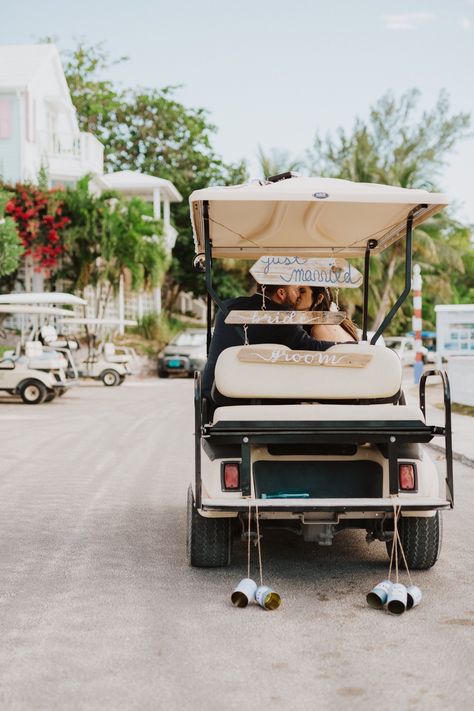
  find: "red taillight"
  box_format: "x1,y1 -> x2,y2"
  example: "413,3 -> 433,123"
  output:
223,463 -> 240,490
399,463 -> 415,490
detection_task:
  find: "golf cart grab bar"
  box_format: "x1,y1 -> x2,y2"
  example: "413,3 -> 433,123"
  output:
370,204 -> 427,345
419,369 -> 454,508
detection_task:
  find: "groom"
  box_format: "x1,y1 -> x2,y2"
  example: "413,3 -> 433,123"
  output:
201,284 -> 337,399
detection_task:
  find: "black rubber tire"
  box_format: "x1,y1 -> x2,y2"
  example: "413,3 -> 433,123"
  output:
101,369 -> 120,387
19,379 -> 47,405
158,370 -> 169,379
186,485 -> 232,567
57,389 -> 67,397
386,512 -> 443,570
44,391 -> 57,402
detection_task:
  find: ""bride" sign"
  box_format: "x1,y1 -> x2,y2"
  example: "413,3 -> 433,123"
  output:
225,310 -> 345,325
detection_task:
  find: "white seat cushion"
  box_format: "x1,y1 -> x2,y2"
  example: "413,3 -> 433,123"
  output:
213,403 -> 424,423
214,343 -> 401,400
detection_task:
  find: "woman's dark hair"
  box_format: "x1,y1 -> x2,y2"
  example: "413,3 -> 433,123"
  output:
309,287 -> 359,341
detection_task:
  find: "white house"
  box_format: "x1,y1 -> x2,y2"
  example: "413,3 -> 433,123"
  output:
0,43 -> 103,187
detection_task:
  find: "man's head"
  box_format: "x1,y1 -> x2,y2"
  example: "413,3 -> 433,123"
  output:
260,284 -> 300,308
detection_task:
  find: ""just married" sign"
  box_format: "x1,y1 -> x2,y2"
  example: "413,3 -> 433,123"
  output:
250,256 -> 363,288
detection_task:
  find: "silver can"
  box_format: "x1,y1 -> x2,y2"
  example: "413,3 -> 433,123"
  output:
231,578 -> 257,608
366,580 -> 393,609
255,585 -> 281,610
387,583 -> 407,615
406,584 -> 422,610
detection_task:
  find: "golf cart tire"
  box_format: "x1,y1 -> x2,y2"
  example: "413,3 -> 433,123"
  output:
18,379 -> 48,405
101,369 -> 120,387
158,370 -> 169,378
44,391 -> 57,403
386,511 -> 443,570
187,485 -> 232,567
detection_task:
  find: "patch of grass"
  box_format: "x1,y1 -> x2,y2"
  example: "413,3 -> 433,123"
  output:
120,311 -> 202,356
434,402 -> 474,417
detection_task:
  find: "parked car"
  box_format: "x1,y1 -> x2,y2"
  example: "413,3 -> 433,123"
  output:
158,329 -> 207,378
385,336 -> 434,366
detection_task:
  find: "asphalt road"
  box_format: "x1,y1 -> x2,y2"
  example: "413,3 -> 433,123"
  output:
0,379 -> 473,711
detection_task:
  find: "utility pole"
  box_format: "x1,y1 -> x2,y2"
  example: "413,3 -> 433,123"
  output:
413,264 -> 423,384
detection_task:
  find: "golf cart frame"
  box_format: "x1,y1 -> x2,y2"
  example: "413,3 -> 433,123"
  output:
189,176 -> 453,567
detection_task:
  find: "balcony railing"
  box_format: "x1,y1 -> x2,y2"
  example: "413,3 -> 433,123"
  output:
38,131 -> 104,173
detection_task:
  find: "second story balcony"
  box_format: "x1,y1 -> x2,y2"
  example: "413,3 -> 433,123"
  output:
37,130 -> 104,181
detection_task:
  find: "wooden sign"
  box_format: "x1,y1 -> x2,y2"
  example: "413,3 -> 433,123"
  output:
250,256 -> 363,288
225,310 -> 346,325
238,346 -> 372,368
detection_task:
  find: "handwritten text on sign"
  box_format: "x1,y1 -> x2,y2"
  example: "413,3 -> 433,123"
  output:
225,310 -> 346,325
250,256 -> 363,288
238,347 -> 372,368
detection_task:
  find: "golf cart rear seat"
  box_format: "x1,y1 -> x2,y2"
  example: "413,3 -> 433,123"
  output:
213,342 -> 403,404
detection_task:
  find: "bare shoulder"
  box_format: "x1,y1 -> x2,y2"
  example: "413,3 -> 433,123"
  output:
311,324 -> 355,342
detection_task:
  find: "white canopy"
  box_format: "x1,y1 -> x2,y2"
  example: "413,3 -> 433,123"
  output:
190,176 -> 448,258
0,305 -> 75,316
0,292 -> 87,306
91,171 -> 182,202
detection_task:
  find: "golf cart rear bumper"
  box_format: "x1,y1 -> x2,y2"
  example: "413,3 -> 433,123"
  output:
200,496 -> 451,513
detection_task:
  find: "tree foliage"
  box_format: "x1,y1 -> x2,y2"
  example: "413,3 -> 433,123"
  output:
0,189 -> 23,278
305,89 -> 473,331
62,42 -> 248,308
58,177 -> 168,298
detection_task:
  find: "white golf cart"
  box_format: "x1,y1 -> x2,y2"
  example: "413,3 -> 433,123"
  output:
187,174 -> 454,570
60,317 -> 136,386
0,303 -> 77,404
0,292 -> 87,393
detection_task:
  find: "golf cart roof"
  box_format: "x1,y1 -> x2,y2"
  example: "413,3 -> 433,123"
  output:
190,176 -> 448,259
0,304 -> 76,316
0,292 -> 87,306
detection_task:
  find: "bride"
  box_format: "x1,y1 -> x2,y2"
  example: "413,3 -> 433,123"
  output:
296,286 -> 358,343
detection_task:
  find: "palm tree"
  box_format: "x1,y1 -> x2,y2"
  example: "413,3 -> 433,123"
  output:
304,89 -> 472,331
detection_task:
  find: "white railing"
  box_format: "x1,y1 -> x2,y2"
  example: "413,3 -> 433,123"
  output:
38,131 -> 104,173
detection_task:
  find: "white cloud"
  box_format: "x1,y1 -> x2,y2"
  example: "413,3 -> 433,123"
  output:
384,12 -> 435,30
460,16 -> 472,30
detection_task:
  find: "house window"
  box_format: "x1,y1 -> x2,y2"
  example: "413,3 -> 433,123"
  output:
0,99 -> 12,139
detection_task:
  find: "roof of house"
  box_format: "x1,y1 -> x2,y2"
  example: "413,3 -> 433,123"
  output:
90,170 -> 182,202
0,44 -> 72,102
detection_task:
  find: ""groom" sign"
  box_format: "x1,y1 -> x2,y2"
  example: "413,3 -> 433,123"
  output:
238,346 -> 372,368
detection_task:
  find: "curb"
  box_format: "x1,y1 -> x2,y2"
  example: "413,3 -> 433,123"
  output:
427,442 -> 474,469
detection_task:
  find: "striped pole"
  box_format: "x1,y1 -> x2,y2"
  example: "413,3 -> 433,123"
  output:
413,264 -> 423,384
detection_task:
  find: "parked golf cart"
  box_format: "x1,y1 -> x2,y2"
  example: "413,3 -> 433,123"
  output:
0,301 -> 81,402
187,174 -> 453,570
385,336 -> 434,366
158,329 -> 207,378
60,317 -> 137,386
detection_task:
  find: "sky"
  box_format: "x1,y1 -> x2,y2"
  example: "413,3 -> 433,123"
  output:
1,0 -> 473,222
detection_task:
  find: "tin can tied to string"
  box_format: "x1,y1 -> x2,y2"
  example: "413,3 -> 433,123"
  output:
366,504 -> 422,615
231,578 -> 258,608
231,500 -> 282,611
366,580 -> 393,609
255,585 -> 281,610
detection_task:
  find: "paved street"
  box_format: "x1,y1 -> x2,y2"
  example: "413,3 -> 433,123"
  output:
0,380 -> 473,711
